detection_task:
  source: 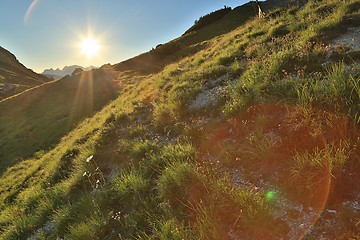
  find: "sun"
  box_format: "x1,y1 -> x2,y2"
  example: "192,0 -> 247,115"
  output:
81,38 -> 99,58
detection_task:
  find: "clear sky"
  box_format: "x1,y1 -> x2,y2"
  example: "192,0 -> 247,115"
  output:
0,0 -> 248,73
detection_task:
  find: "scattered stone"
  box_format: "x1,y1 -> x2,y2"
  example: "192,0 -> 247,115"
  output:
330,27 -> 360,50
28,221 -> 55,240
326,209 -> 337,214
343,194 -> 360,211
189,85 -> 225,111
0,82 -> 15,95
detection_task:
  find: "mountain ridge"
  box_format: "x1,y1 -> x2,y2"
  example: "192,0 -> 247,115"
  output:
42,65 -> 98,79
0,46 -> 51,99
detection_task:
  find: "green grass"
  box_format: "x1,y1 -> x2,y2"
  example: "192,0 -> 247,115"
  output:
0,68 -> 120,170
291,142 -> 350,179
0,0 -> 359,239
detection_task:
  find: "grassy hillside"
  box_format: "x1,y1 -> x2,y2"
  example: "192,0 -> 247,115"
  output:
183,6 -> 232,35
0,47 -> 50,99
114,2 -> 256,74
0,0 -> 359,239
0,67 -> 120,170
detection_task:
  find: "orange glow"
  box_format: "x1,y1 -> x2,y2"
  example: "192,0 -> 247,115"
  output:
196,103 -> 344,239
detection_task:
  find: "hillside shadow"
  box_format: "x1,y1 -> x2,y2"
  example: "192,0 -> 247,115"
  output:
0,67 -> 119,172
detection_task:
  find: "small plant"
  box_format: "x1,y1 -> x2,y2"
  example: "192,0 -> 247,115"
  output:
156,219 -> 195,240
218,55 -> 234,66
52,204 -> 72,235
222,81 -> 256,117
229,60 -> 245,78
68,215 -> 106,239
190,174 -> 277,239
153,103 -> 177,126
111,170 -> 149,204
158,162 -> 196,216
83,155 -> 106,190
291,142 -> 350,179
131,139 -> 159,160
129,124 -> 148,138
241,130 -> 279,162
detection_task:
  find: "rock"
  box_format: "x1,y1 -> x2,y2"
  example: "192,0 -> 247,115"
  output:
72,67 -> 84,76
326,209 -> 337,214
189,86 -> 225,111
330,27 -> 360,50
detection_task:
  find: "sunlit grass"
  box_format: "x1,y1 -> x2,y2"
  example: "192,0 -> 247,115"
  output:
291,142 -> 350,179
0,0 -> 359,238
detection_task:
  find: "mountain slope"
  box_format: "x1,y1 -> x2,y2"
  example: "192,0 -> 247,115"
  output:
113,0 -> 302,75
113,2 -> 257,74
0,46 -> 50,99
0,0 -> 359,239
0,67 -> 120,170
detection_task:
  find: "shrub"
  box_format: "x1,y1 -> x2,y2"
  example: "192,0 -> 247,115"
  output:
157,219 -> 195,240
131,139 -> 159,160
268,25 -> 290,38
110,171 -> 150,208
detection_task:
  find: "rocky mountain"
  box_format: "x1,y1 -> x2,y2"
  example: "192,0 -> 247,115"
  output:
42,65 -> 97,79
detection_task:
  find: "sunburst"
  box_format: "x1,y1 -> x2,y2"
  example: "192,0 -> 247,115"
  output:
80,38 -> 100,58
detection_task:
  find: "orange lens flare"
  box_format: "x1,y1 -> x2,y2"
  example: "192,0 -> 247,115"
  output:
197,103 -> 335,239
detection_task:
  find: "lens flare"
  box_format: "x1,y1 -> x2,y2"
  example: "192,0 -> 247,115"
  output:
24,0 -> 41,25
265,191 -> 276,201
198,103 -> 334,239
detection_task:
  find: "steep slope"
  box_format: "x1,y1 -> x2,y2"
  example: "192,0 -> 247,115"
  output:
183,6 -> 232,35
0,0 -> 359,239
113,0 -> 304,75
0,46 -> 50,99
114,2 -> 257,74
0,67 -> 120,170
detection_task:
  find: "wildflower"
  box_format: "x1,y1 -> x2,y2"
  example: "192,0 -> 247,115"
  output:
86,155 -> 94,163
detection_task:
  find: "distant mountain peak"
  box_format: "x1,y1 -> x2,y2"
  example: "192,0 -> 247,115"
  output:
42,65 -> 98,79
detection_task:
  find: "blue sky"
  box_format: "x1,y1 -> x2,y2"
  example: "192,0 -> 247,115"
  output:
0,0 -> 248,72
